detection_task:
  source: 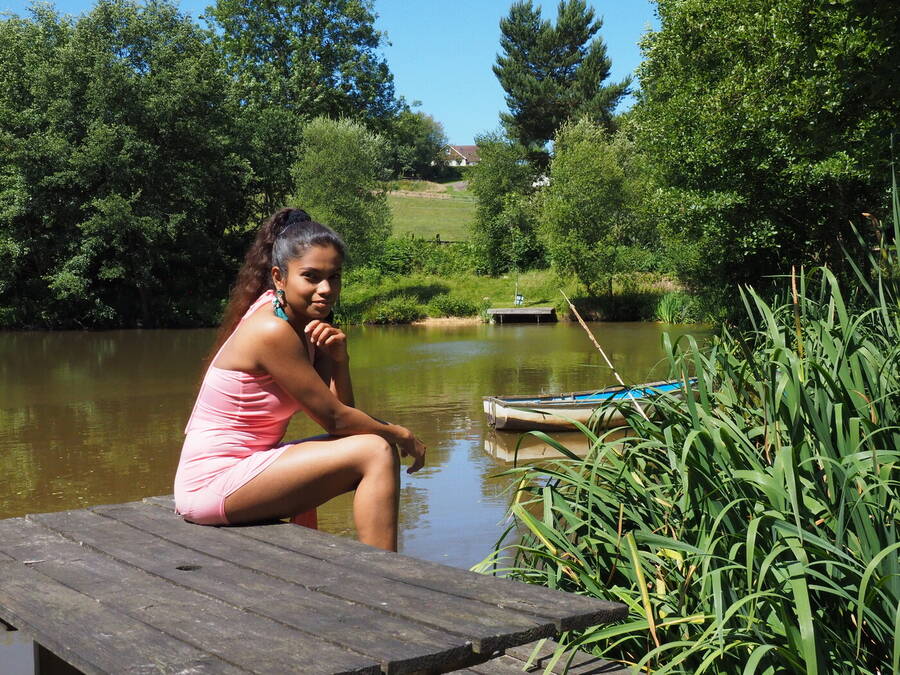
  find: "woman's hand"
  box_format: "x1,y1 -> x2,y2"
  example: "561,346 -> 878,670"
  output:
395,426 -> 426,474
304,320 -> 348,363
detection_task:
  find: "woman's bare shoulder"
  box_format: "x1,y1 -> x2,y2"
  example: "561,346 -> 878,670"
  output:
215,309 -> 300,371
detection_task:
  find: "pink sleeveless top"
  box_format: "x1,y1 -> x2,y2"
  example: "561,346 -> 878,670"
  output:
174,290 -> 314,496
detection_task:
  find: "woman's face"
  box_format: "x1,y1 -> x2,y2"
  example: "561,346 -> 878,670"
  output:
273,244 -> 343,323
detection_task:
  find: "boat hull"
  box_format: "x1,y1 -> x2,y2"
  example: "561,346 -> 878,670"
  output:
484,428 -> 630,462
482,379 -> 684,431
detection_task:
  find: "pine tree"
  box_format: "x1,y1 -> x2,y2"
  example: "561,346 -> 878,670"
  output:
493,0 -> 629,166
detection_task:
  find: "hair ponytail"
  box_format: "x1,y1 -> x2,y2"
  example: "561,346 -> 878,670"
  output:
206,207 -> 344,364
207,208 -> 308,361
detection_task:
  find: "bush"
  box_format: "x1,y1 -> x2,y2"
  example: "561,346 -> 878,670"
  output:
341,266 -> 383,288
293,117 -> 391,267
426,294 -> 478,317
370,237 -> 477,277
563,289 -> 662,322
467,132 -> 538,274
636,0 -> 899,297
0,1 -> 253,328
413,241 -> 477,276
361,294 -> 426,324
654,291 -> 699,323
375,238 -> 417,276
541,118 -> 657,296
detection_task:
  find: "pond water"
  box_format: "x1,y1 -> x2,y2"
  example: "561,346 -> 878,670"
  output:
0,320 -> 707,571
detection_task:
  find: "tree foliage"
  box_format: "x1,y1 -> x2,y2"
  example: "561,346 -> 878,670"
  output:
636,0 -> 900,299
387,109 -> 447,179
206,0 -> 397,119
466,132 -> 541,275
493,0 -> 629,165
293,116 -> 390,267
0,0 -> 252,328
206,0 -> 400,214
541,118 -> 655,295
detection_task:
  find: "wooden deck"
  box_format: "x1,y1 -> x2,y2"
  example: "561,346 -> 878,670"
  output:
454,638 -> 629,673
0,497 -> 627,674
486,308 -> 556,324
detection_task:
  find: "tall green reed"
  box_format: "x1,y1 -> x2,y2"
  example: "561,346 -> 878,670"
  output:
478,266 -> 900,673
655,292 -> 694,324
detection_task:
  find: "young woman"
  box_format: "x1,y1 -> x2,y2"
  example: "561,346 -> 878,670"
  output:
174,207 -> 426,551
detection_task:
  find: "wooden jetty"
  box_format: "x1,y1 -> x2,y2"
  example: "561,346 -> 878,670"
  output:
486,308 -> 556,324
0,496 -> 628,674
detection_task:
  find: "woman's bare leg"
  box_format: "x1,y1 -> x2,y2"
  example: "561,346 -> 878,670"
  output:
223,434 -> 400,551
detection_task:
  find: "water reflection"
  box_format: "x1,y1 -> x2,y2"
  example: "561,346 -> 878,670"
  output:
0,321 -> 706,570
1,627 -> 35,674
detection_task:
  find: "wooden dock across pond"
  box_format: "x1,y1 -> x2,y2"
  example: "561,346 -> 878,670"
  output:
486,308 -> 556,324
0,496 -> 627,674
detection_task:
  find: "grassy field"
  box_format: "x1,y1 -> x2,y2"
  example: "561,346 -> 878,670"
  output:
387,180 -> 475,241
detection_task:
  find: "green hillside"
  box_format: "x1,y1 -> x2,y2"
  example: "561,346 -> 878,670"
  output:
388,190 -> 475,241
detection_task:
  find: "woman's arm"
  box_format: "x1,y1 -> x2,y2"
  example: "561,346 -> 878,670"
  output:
256,318 -> 424,472
307,320 -> 355,407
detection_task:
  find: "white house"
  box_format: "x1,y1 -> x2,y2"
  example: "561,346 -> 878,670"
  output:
442,144 -> 480,166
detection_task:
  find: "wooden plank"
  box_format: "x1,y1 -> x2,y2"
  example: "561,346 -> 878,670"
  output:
486,308 -> 557,325
147,503 -> 625,632
454,639 -> 630,674
0,517 -> 379,674
486,308 -> 555,316
0,537 -> 242,674
0,563 -> 237,674
89,501 -> 557,655
503,639 -> 630,674
453,655 -> 536,674
144,496 -> 625,630
487,307 -> 556,314
31,507 -> 472,674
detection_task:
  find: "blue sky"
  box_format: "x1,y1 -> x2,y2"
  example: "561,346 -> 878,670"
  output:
1,0 -> 659,144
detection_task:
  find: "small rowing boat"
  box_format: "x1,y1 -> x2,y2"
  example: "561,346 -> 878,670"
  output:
483,379 -> 689,431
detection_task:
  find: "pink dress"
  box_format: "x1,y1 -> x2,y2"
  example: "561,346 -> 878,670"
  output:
174,290 -> 316,525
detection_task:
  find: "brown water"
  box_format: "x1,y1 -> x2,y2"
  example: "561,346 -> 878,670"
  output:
0,321 -> 707,570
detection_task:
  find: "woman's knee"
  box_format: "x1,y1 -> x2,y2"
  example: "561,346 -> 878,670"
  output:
350,434 -> 398,472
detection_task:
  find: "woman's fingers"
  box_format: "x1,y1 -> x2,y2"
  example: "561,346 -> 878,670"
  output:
305,320 -> 347,350
404,438 -> 426,474
407,453 -> 425,474
305,320 -> 331,344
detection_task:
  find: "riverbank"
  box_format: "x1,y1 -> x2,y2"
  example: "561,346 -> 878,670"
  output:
413,316 -> 482,326
338,268 -> 695,326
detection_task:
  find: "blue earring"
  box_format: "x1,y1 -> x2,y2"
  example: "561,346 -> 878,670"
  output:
273,289 -> 289,321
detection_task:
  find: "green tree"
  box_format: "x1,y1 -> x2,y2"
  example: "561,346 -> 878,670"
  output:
467,132 -> 539,275
493,0 -> 629,167
206,0 -> 397,118
541,118 -> 654,296
387,109 -> 447,179
206,0 -> 400,212
293,117 -> 390,266
636,0 -> 900,300
0,0 -> 253,328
